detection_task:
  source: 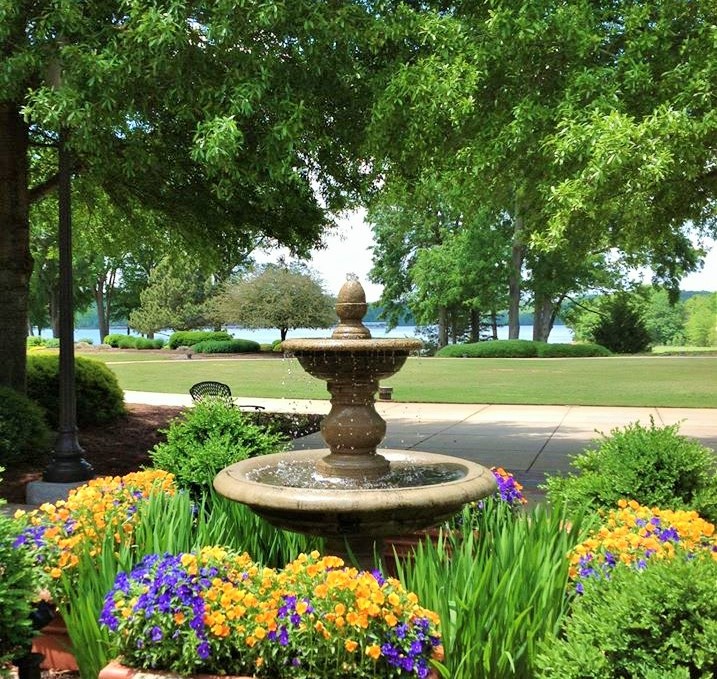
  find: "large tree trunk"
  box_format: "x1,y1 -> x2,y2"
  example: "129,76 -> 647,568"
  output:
95,281 -> 109,342
469,308 -> 480,343
0,104 -> 32,393
508,206 -> 524,339
532,294 -> 555,342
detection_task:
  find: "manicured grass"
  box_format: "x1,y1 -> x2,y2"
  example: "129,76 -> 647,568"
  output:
99,354 -> 717,408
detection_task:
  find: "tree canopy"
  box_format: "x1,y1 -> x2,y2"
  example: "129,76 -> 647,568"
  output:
367,0 -> 716,340
1,1 -> 380,392
213,264 -> 336,341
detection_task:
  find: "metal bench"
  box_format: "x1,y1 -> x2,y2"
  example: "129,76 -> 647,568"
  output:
189,381 -> 265,411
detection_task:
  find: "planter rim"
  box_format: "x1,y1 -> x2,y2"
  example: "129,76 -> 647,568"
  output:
99,660 -> 255,679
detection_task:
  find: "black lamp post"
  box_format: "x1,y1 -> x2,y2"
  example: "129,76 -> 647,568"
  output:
42,131 -> 92,482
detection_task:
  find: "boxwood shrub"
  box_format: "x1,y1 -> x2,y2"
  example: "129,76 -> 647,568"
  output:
535,342 -> 612,357
149,399 -> 286,497
536,555 -> 717,679
543,420 -> 717,522
0,386 -> 52,466
26,354 -> 126,428
436,340 -> 612,358
436,339 -> 539,358
167,331 -> 232,349
191,339 -> 261,354
103,334 -> 165,349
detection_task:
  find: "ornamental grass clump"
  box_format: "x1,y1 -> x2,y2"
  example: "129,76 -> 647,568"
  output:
13,470 -> 176,586
101,548 -> 442,678
568,499 -> 716,593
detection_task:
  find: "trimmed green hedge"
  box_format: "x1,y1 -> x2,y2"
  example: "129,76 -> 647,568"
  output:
103,334 -> 165,349
436,339 -> 538,358
535,342 -> 612,358
436,339 -> 611,358
191,339 -> 261,354
26,354 -> 126,428
167,330 -> 232,349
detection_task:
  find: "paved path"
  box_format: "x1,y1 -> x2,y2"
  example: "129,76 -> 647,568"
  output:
125,391 -> 717,500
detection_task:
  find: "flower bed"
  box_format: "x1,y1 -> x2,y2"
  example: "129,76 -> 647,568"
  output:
13,470 -> 176,583
100,548 -> 442,678
568,499 -> 717,592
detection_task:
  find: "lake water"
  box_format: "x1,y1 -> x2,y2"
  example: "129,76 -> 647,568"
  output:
39,323 -> 574,345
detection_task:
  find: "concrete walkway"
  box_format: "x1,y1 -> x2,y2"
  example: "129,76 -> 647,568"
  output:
125,391 -> 717,498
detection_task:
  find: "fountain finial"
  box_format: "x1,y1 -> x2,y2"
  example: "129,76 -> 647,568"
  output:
332,274 -> 371,340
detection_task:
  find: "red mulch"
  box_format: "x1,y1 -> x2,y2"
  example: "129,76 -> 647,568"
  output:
0,404 -> 185,505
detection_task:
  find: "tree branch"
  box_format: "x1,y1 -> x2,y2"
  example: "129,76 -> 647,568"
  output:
28,173 -> 59,204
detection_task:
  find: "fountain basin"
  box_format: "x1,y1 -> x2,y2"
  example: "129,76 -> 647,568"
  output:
282,338 -> 422,382
214,449 -> 497,539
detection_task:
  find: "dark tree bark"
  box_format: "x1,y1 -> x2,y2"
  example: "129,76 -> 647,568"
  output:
508,207 -> 524,340
0,104 -> 32,392
437,306 -> 448,348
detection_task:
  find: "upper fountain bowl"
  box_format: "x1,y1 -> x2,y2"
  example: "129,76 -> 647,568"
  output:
282,273 -> 421,381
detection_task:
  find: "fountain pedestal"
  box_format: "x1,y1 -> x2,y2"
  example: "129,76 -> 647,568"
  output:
214,276 -> 497,569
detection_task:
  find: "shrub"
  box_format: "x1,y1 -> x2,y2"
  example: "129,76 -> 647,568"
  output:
535,342 -> 611,357
102,333 -> 125,347
543,420 -> 717,523
591,294 -> 652,353
26,354 -> 126,428
436,339 -> 539,358
536,555 -> 717,679
26,336 -> 45,347
0,387 -> 52,466
149,399 -> 286,496
116,335 -> 136,349
191,338 -> 261,354
76,337 -> 94,345
0,503 -> 42,677
167,331 -> 232,349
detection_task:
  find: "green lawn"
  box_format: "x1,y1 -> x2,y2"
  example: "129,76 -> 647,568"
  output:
95,353 -> 717,408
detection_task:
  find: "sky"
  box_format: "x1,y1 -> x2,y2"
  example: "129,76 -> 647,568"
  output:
256,211 -> 717,302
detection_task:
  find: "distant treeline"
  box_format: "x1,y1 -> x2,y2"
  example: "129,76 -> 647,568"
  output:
74,290 -> 712,330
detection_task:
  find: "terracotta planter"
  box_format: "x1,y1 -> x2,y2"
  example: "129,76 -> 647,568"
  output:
31,614 -> 79,671
383,528 -> 450,577
100,659 -> 439,679
99,660 -> 255,679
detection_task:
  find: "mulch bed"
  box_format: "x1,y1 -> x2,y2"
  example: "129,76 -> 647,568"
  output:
0,404 -> 322,505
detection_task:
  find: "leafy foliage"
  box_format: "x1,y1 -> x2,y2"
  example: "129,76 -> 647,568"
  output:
26,354 -> 126,428
684,293 -> 717,347
191,339 -> 260,354
536,556 -> 717,679
544,420 -> 717,523
591,294 -> 652,354
149,400 -> 286,497
0,506 -> 41,676
0,386 -> 52,466
128,256 -> 216,335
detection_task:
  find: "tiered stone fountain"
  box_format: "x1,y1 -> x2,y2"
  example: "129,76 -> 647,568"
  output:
214,276 -> 496,566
